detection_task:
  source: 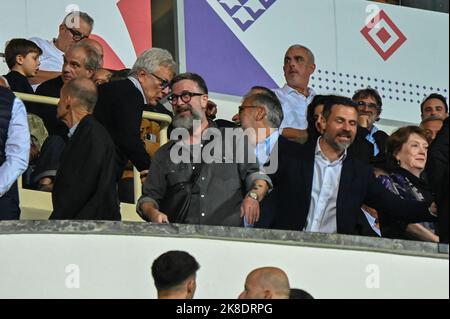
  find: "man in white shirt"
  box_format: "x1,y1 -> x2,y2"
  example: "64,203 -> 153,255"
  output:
30,11 -> 94,87
0,87 -> 30,220
273,45 -> 316,144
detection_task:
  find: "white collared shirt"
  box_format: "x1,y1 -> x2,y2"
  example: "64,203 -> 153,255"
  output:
128,76 -> 148,105
305,138 -> 346,233
273,84 -> 316,130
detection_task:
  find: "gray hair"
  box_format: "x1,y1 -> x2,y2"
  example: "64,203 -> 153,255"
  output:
69,41 -> 102,71
63,11 -> 94,31
420,115 -> 444,126
130,48 -> 177,77
245,93 -> 284,128
63,77 -> 98,113
287,44 -> 315,65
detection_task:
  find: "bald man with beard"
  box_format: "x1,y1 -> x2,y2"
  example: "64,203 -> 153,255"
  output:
239,267 -> 291,300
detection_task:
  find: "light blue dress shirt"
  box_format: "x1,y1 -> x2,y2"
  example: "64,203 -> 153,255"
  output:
255,130 -> 280,167
0,98 -> 30,197
366,125 -> 380,156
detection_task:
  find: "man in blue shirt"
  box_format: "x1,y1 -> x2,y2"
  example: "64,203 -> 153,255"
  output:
0,86 -> 30,220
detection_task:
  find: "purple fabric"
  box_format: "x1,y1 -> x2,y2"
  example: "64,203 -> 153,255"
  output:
184,0 -> 278,97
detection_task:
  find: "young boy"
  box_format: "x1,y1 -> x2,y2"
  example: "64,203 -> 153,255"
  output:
3,38 -> 42,94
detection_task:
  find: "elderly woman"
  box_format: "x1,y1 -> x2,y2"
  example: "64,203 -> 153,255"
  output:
378,126 -> 438,242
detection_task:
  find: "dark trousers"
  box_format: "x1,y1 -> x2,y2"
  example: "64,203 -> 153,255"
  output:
0,182 -> 20,220
32,135 -> 66,185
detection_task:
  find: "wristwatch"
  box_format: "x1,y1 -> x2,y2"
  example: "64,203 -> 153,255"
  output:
247,192 -> 259,202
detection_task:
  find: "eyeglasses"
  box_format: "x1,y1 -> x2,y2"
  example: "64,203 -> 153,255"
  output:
356,101 -> 379,110
238,105 -> 259,113
151,73 -> 170,90
65,25 -> 88,42
168,91 -> 205,106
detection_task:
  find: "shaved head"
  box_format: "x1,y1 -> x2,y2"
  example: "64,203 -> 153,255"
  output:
239,267 -> 290,299
62,77 -> 98,112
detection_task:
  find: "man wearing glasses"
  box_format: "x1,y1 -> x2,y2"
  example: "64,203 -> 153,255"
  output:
352,88 -> 389,166
30,11 -> 94,87
137,73 -> 272,227
94,48 -> 176,182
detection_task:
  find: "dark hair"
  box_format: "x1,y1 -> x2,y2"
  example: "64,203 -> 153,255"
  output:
386,126 -> 431,168
352,88 -> 383,114
171,72 -> 208,94
249,86 -> 278,101
63,77 -> 98,113
421,93 -> 449,114
110,68 -> 131,82
322,96 -> 359,120
290,288 -> 314,300
152,251 -> 200,291
5,39 -> 43,70
246,93 -> 284,128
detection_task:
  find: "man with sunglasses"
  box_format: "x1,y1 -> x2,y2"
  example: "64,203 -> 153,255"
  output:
30,11 -> 94,87
352,88 -> 389,166
94,48 -> 176,182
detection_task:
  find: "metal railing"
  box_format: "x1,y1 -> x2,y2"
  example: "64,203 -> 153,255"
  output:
14,91 -> 172,205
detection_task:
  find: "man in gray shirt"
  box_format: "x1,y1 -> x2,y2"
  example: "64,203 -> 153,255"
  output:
137,73 -> 271,227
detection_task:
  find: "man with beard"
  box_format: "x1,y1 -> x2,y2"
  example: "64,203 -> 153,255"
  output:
137,73 -> 272,227
272,96 -> 437,235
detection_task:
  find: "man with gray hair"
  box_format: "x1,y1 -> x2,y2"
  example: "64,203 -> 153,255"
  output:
274,44 -> 316,145
94,48 -> 176,181
30,11 -> 94,86
50,77 -> 119,220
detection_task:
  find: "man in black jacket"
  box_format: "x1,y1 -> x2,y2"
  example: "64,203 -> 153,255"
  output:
273,96 -> 436,235
353,88 -> 389,167
94,48 -> 176,181
50,77 -> 119,220
426,118 -> 449,243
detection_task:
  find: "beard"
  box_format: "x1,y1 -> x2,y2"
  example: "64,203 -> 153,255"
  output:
323,129 -> 354,153
172,104 -> 203,131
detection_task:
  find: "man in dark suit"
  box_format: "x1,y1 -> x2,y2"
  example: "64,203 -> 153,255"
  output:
353,88 -> 389,167
426,117 -> 449,243
94,48 -> 176,181
273,96 -> 437,235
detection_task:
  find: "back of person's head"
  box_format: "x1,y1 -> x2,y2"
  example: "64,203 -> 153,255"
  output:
244,93 -> 284,128
62,77 -> 98,113
152,251 -> 200,299
130,48 -> 176,78
5,38 -> 42,70
290,288 -> 314,299
239,267 -> 291,300
110,69 -> 131,82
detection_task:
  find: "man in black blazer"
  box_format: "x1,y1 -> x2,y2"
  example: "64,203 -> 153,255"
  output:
94,48 -> 176,180
426,117 -> 449,243
273,96 -> 436,235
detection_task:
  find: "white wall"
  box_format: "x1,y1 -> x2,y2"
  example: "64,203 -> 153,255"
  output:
0,233 -> 448,299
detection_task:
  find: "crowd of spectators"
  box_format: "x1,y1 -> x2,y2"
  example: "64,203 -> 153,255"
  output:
1,10 -> 448,245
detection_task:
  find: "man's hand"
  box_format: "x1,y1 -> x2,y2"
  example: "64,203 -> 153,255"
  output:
140,170 -> 149,184
358,115 -> 370,128
141,202 -> 169,223
240,197 -> 260,226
